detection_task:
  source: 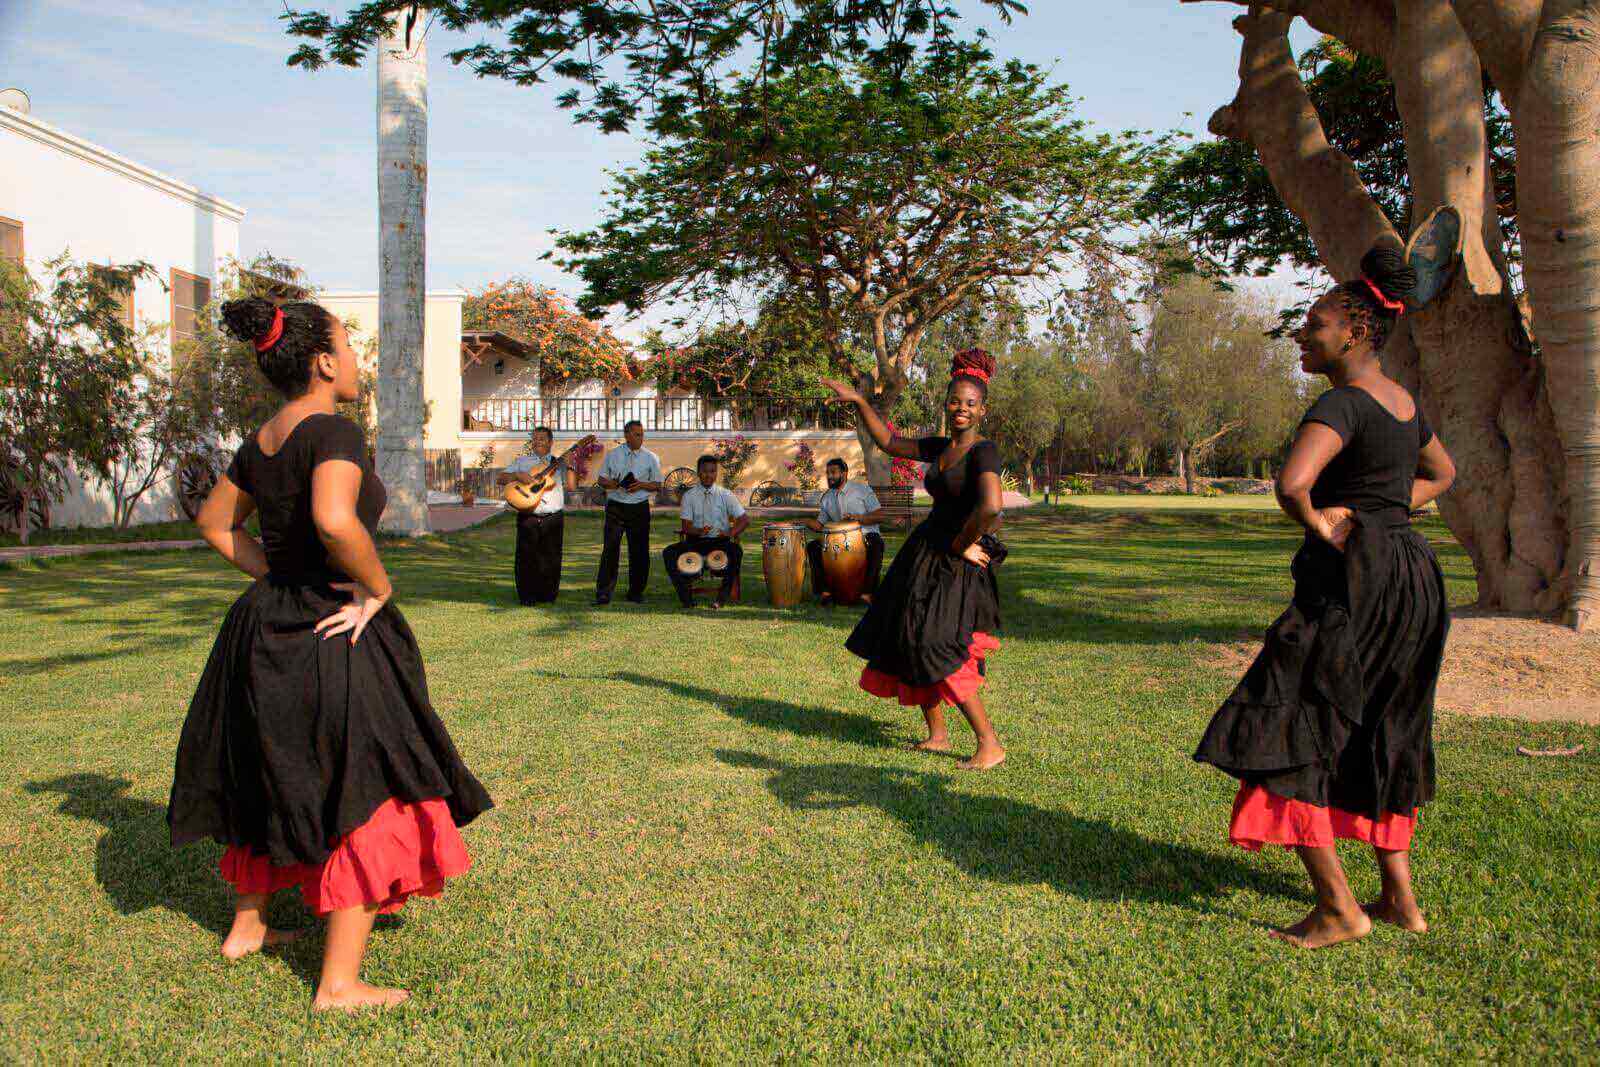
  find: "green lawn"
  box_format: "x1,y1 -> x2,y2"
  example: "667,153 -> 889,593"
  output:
0,508 -> 1594,1060
0,518 -> 205,548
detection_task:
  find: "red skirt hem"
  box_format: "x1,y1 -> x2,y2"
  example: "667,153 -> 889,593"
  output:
859,632 -> 999,710
219,797 -> 471,915
1228,784 -> 1417,852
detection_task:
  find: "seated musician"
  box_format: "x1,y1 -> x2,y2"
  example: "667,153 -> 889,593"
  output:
662,454 -> 749,610
805,458 -> 886,604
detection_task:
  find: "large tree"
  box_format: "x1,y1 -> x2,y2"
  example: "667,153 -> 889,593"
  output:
555,51 -> 1162,481
1170,1 -> 1587,625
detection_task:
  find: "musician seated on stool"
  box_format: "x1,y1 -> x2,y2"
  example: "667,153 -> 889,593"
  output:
805,458 -> 886,605
663,454 -> 749,610
496,426 -> 577,605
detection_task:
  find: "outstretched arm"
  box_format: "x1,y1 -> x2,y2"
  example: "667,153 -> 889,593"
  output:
820,379 -> 922,461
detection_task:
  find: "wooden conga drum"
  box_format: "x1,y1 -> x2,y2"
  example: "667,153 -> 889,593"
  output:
821,520 -> 869,605
761,523 -> 808,608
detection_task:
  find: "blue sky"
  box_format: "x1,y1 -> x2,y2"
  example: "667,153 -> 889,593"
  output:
2,1 -> 1314,329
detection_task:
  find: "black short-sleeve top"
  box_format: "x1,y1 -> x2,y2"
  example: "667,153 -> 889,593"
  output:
1300,386 -> 1434,513
226,412 -> 386,578
916,436 -> 1002,544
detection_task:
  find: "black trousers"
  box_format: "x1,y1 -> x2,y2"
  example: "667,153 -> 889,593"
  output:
663,536 -> 743,606
807,532 -> 886,598
514,511 -> 564,604
597,499 -> 651,601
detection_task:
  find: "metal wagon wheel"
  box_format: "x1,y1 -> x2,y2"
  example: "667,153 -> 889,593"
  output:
174,447 -> 233,521
661,466 -> 697,505
748,479 -> 788,509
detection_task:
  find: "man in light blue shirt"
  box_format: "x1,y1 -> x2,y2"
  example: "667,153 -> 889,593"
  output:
594,420 -> 663,605
663,454 -> 749,609
805,458 -> 887,603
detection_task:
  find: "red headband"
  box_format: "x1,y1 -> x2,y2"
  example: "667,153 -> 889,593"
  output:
254,307 -> 285,351
1361,278 -> 1405,315
953,367 -> 991,383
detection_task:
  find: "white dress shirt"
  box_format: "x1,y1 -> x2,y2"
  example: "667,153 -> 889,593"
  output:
504,451 -> 565,514
598,445 -> 662,505
680,482 -> 746,537
818,481 -> 881,536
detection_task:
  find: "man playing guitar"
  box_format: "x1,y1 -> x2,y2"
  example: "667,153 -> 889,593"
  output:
496,428 -> 593,605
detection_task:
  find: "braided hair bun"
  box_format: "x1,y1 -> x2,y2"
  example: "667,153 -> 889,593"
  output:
1331,244 -> 1420,351
219,296 -> 334,398
950,347 -> 996,397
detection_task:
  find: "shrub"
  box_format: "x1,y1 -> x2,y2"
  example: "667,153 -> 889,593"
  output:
786,442 -> 821,492
711,435 -> 759,489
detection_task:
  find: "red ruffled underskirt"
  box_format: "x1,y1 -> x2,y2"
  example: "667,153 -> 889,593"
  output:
219,797 -> 470,915
859,632 -> 1000,711
1229,784 -> 1417,852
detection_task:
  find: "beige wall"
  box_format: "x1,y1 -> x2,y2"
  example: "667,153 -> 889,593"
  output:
462,431 -> 867,493
321,290 -> 464,450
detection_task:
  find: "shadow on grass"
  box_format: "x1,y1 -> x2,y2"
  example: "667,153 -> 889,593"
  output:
21,773 -> 344,993
718,750 -> 1302,914
612,672 -> 899,749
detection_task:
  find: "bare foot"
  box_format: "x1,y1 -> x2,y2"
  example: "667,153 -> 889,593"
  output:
221,926 -> 301,960
1268,906 -> 1372,949
908,737 -> 953,753
1363,898 -> 1428,933
312,982 -> 411,1012
956,745 -> 1007,771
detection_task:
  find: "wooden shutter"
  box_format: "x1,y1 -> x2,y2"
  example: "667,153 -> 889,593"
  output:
93,265 -> 135,328
0,217 -> 21,263
170,268 -> 211,346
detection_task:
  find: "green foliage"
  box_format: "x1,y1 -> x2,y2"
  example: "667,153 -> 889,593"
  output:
710,435 -> 758,489
0,254 -> 156,542
463,279 -> 634,388
786,443 -> 821,493
284,1 -> 1023,136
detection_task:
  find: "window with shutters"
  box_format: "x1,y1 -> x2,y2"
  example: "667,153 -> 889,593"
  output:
92,265 -> 135,329
0,217 -> 21,263
170,268 -> 211,348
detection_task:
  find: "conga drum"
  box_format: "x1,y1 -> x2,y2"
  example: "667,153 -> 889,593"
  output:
675,551 -> 705,579
761,523 -> 808,608
821,520 -> 869,605
705,548 -> 731,573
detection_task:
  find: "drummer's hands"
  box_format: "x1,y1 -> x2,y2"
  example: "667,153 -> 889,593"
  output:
1315,506 -> 1355,552
959,541 -> 992,568
821,378 -> 864,406
316,583 -> 389,645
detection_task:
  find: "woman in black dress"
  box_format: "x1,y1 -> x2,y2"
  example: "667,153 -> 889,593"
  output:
1194,247 -> 1456,949
822,348 -> 1007,770
170,297 -> 493,1010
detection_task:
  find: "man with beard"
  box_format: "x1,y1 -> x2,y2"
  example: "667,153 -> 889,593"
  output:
804,458 -> 886,604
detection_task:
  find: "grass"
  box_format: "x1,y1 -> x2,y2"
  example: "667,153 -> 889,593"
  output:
0,507 -> 1595,1060
0,518 -> 206,548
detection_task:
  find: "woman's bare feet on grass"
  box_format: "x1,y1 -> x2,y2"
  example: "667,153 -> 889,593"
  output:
1363,897 -> 1428,933
221,924 -> 301,960
1268,905 -> 1372,949
908,736 -> 952,753
956,743 -> 1006,771
312,982 -> 410,1012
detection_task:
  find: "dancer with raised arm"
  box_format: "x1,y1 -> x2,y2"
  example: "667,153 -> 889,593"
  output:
1194,247 -> 1455,949
822,348 -> 1007,771
169,297 -> 493,1010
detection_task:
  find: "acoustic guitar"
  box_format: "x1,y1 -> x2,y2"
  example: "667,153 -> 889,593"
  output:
503,434 -> 599,513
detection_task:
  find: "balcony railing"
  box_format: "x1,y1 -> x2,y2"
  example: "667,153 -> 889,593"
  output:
462,395 -> 853,434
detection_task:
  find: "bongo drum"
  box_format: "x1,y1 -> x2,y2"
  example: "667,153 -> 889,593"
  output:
675,551 -> 704,579
705,548 -> 731,573
761,523 -> 808,608
821,520 -> 869,605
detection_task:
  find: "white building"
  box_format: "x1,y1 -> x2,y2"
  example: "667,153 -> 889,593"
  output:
0,93 -> 244,527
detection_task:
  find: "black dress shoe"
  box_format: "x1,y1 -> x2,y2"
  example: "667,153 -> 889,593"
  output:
625,594 -> 645,604
595,596 -> 610,606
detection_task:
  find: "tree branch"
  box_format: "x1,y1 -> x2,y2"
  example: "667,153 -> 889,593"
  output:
1447,0 -> 1538,105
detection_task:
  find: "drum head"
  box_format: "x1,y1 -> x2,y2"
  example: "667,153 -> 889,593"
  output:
824,520 -> 862,534
676,551 -> 704,575
706,549 -> 730,571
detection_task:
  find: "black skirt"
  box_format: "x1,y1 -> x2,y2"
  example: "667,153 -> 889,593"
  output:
168,574 -> 494,868
1194,510 -> 1449,819
846,525 -> 1001,687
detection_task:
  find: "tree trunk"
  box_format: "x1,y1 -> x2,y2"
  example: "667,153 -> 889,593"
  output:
1181,446 -> 1197,494
1211,4 -> 1568,614
375,9 -> 431,536
16,483 -> 30,546
1500,2 -> 1600,629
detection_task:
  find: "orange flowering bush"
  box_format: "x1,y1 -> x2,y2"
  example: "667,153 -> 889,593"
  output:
464,279 -> 635,387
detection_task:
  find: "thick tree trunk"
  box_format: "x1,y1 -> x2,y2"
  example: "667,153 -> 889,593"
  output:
1502,2 -> 1600,629
16,484 -> 30,546
375,10 -> 430,536
1211,4 -> 1568,613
